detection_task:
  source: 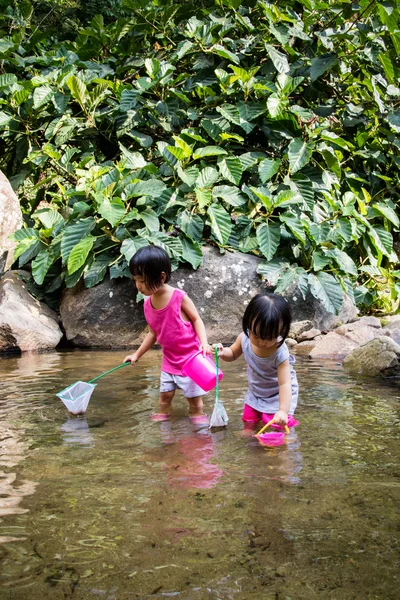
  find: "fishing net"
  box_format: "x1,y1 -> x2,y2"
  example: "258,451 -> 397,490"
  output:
209,348 -> 228,428
56,381 -> 96,415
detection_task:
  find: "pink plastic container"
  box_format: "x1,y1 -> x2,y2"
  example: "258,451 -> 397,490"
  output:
257,432 -> 285,447
181,351 -> 223,392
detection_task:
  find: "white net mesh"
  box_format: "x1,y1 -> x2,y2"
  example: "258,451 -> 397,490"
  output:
209,400 -> 229,428
56,381 -> 96,415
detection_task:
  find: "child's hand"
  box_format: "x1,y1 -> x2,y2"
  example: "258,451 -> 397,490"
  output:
212,343 -> 225,357
123,353 -> 139,364
273,409 -> 288,426
199,343 -> 213,357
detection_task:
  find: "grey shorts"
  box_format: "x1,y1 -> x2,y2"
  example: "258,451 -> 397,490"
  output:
160,371 -> 207,398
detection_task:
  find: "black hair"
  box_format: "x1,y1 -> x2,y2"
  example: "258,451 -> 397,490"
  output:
242,293 -> 292,347
129,245 -> 171,291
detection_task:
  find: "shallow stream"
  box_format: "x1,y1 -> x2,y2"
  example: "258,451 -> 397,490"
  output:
0,350 -> 399,599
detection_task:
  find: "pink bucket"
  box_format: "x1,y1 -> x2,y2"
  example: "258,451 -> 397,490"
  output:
181,351 -> 223,392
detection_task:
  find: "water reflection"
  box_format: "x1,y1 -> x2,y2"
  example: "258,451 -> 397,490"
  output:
159,420 -> 224,490
60,417 -> 94,447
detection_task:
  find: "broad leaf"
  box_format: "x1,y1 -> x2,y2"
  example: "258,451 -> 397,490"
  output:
256,222 -> 281,260
67,235 -> 95,275
288,138 -> 313,173
308,272 -> 343,314
208,203 -> 232,245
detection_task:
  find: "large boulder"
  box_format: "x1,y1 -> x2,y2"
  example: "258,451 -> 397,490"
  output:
60,277 -> 147,348
343,337 -> 400,377
60,246 -> 263,347
0,171 -> 22,276
0,271 -> 63,352
59,246 -> 360,348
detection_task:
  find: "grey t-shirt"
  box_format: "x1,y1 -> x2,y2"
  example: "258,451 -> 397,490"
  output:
241,334 -> 299,414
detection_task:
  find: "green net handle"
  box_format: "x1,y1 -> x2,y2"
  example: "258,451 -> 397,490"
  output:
215,347 -> 219,402
88,362 -> 132,384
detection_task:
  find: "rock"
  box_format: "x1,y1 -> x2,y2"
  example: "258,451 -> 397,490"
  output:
59,246 -> 361,348
309,331 -> 357,359
309,325 -> 383,359
297,328 -> 321,342
295,340 -> 317,355
343,337 -> 400,377
383,315 -> 400,345
60,277 -> 147,348
335,316 -> 381,332
278,284 -> 358,330
285,338 -> 297,349
289,320 -> 313,339
0,171 -> 22,276
0,271 -> 63,352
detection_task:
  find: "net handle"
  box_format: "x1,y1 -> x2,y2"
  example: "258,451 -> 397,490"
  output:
215,347 -> 219,403
88,362 -> 131,384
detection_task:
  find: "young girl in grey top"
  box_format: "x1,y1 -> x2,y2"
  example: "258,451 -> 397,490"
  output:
215,294 -> 299,428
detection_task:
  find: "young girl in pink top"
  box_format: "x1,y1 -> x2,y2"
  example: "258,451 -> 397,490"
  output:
124,245 -> 211,424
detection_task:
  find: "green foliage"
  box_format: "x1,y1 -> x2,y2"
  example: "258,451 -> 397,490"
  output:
1,0 -> 400,313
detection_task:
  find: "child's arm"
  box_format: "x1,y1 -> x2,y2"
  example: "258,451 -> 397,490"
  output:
123,328 -> 157,364
274,359 -> 292,426
181,295 -> 211,356
213,333 -> 243,362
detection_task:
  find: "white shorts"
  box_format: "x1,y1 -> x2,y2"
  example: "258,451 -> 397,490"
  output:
160,371 -> 207,398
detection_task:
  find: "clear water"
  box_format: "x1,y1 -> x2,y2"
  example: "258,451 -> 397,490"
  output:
0,350 -> 399,599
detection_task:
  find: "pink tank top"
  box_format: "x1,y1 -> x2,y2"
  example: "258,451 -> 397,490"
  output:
144,288 -> 200,375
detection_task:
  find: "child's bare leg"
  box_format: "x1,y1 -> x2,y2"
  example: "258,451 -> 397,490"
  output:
187,396 -> 204,418
157,390 -> 175,416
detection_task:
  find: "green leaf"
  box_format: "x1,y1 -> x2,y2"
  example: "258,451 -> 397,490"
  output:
267,94 -> 287,117
67,235 -> 95,275
219,157 -> 243,186
258,159 -> 281,183
177,165 -> 199,187
328,249 -> 358,276
373,203 -> 399,227
208,203 -> 232,245
0,74 -> 17,89
84,254 -> 110,288
125,180 -> 166,198
119,144 -> 148,169
308,272 -> 343,314
195,188 -> 212,209
212,185 -> 246,206
67,75 -> 87,107
193,146 -> 228,160
138,207 -> 159,231
280,213 -> 307,244
310,54 -> 337,82
256,222 -> 281,261
32,208 -> 64,231
97,196 -> 126,227
368,226 -> 393,258
33,86 -> 54,109
61,218 -> 95,265
387,112 -> 400,133
212,44 -> 240,65
196,166 -> 219,189
266,44 -> 289,74
181,236 -> 203,269
177,211 -> 204,242
31,249 -> 53,285
288,138 -> 313,173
